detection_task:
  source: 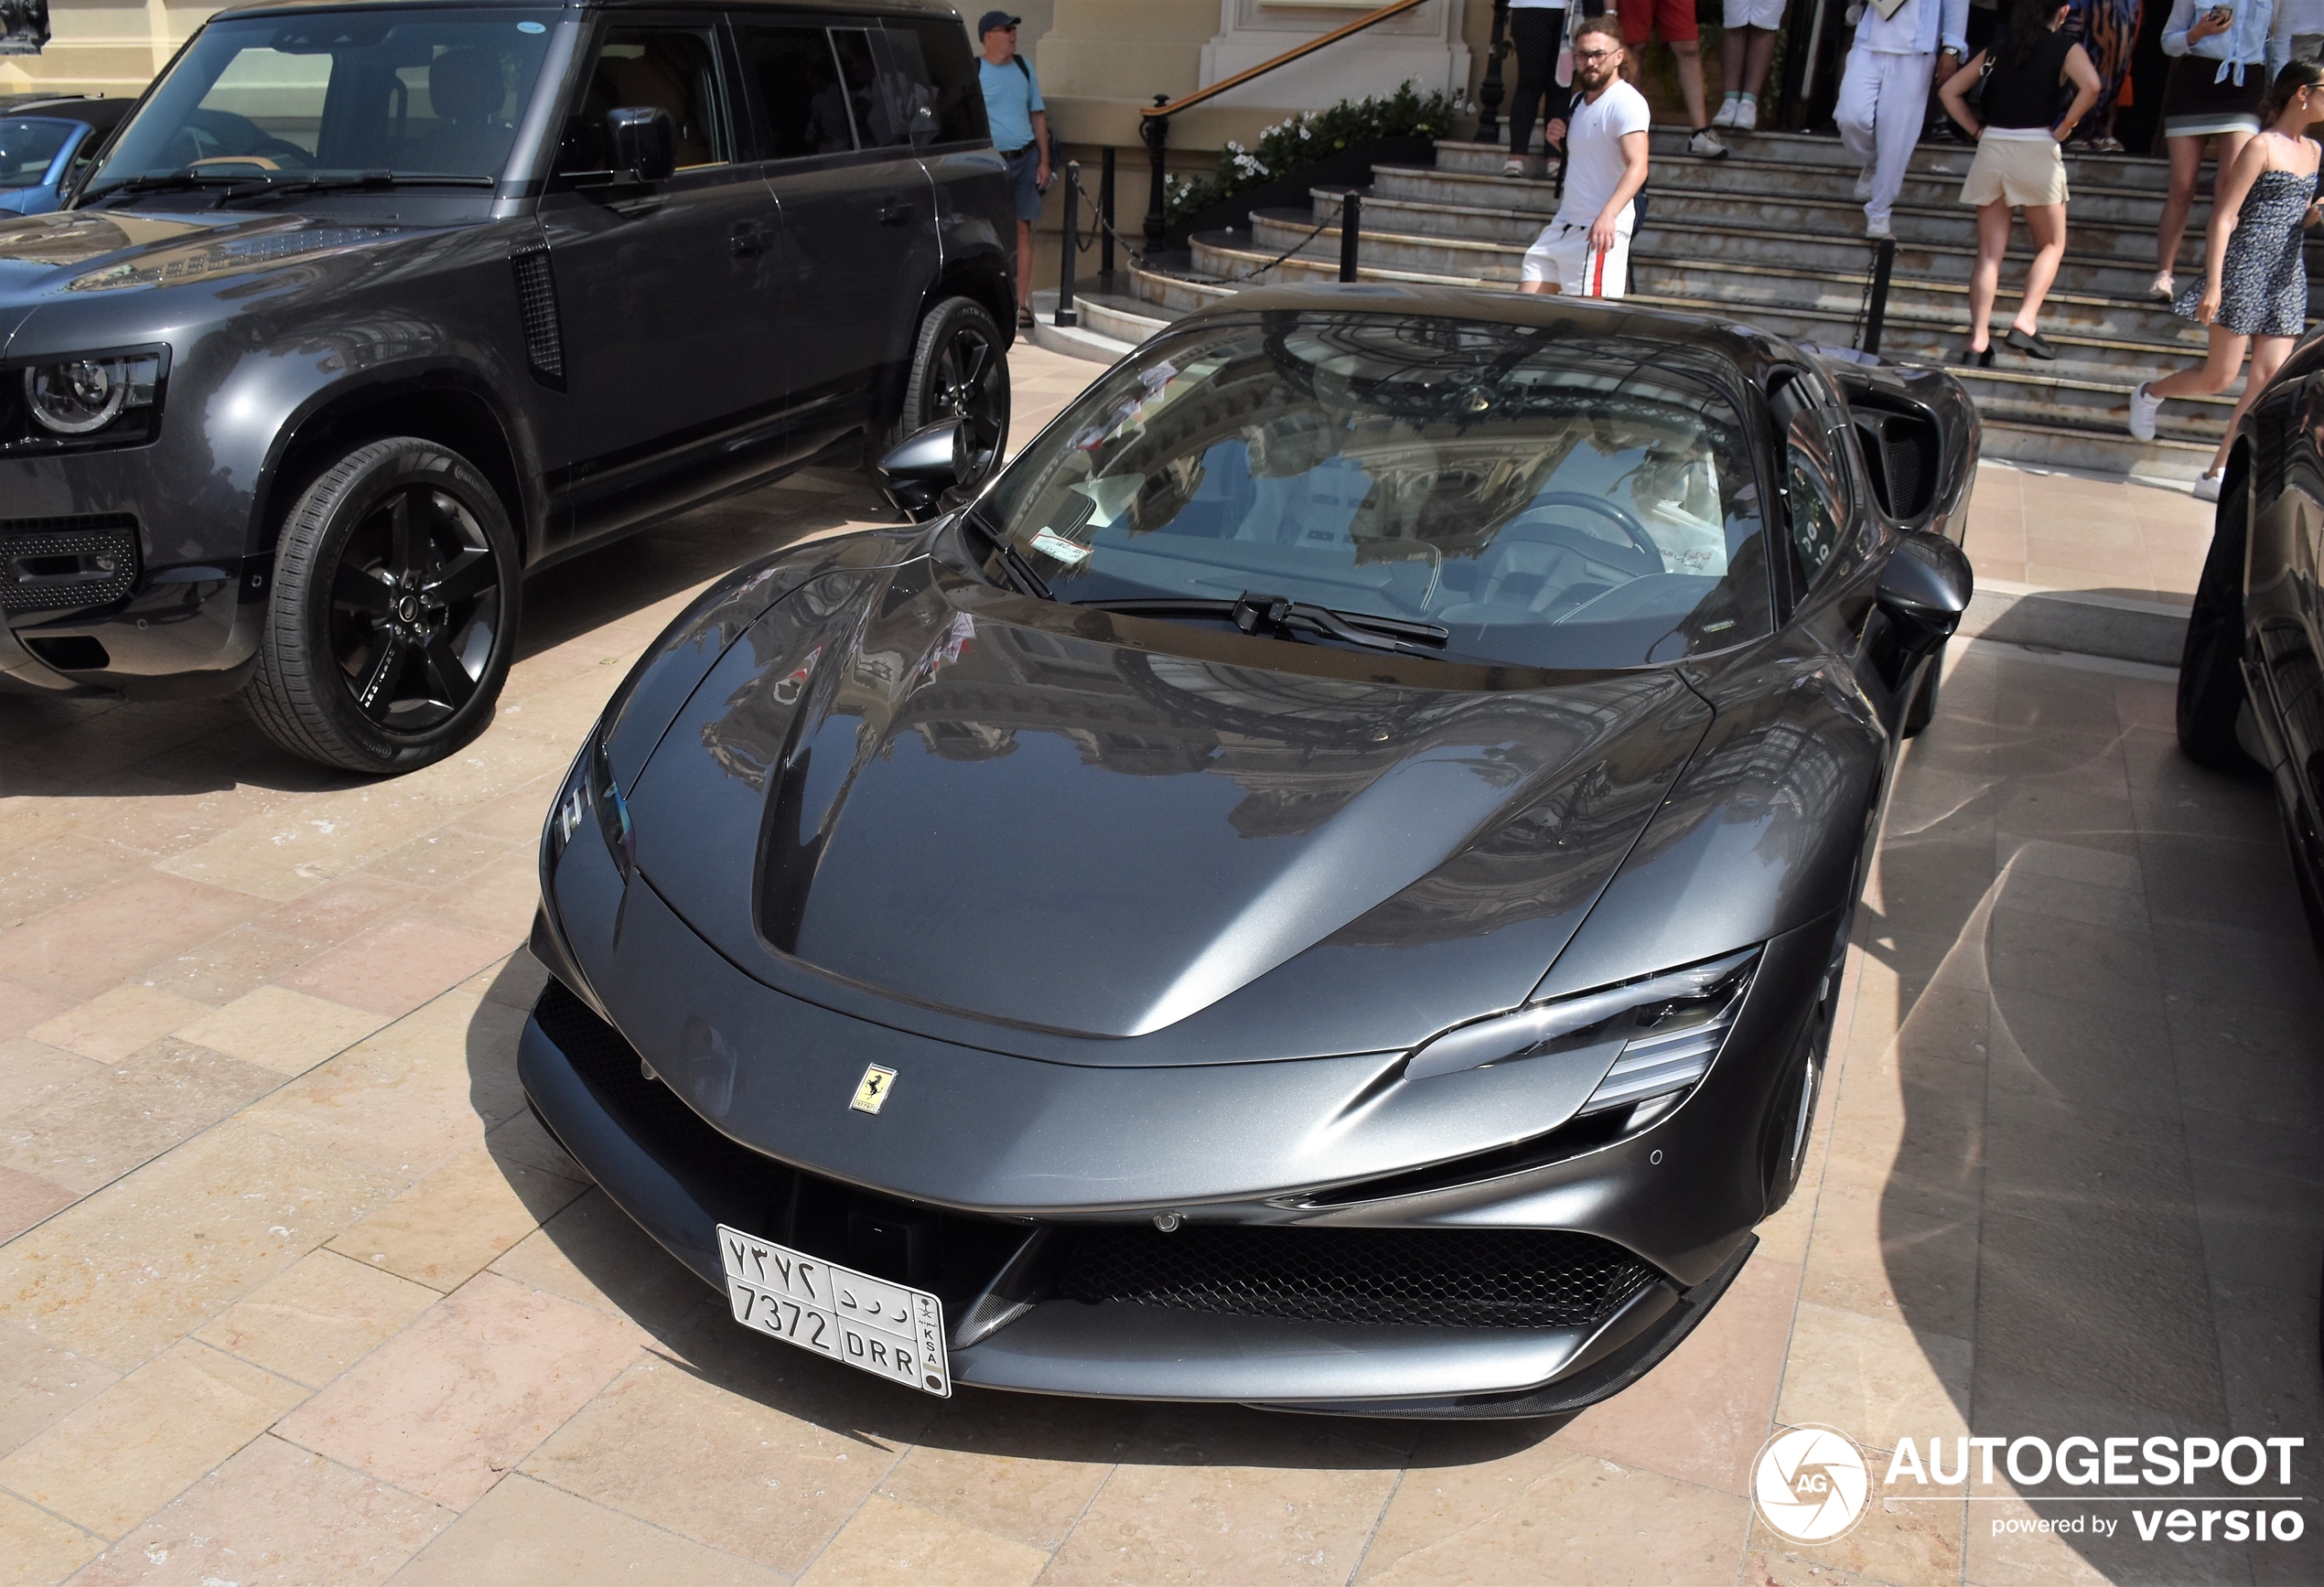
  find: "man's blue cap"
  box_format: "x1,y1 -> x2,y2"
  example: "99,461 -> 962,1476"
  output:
977,10 -> 1021,35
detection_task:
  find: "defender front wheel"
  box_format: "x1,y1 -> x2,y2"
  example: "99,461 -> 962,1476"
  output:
242,436 -> 519,774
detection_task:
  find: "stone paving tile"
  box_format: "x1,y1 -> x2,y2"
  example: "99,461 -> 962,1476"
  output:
390,1472 -> 782,1585
169,984 -> 393,1078
0,1316 -> 119,1459
327,1142 -> 587,1293
0,1166 -> 74,1245
72,1434 -> 455,1587
877,1389 -> 1139,1550
0,1489 -> 104,1584
798,1492 -> 1048,1586
0,1337 -> 307,1537
0,875 -> 264,1003
276,1271 -> 641,1510
24,985 -> 210,1064
194,1249 -> 442,1389
0,1037 -> 283,1196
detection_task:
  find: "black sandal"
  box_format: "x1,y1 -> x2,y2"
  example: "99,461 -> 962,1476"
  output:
1017,306 -> 1036,330
1954,345 -> 1996,368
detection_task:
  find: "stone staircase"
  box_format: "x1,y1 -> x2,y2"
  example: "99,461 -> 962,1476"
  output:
1055,126 -> 2315,483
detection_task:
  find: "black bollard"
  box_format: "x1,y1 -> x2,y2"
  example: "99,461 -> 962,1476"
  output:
1340,191 -> 1361,284
1056,160 -> 1081,327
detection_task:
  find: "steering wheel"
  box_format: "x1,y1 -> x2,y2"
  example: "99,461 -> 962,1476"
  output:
1501,491 -> 1664,577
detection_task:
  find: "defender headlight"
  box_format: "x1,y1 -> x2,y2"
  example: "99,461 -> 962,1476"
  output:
24,352 -> 163,436
544,727 -> 634,884
1404,948 -> 1760,1127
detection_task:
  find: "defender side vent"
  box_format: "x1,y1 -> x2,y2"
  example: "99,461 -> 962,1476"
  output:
511,246 -> 565,390
0,514 -> 140,615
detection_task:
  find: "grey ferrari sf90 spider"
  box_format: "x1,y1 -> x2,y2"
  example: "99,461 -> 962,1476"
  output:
522,285 -> 1977,1417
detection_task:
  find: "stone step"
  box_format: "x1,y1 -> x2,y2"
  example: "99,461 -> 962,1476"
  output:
1435,131 -> 2179,193
1379,156 -> 2207,229
1246,208 -> 2186,305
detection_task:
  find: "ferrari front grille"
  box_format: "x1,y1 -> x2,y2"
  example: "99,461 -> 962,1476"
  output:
1054,1224 -> 1658,1329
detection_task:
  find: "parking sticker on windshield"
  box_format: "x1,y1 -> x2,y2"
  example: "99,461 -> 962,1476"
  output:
1029,528 -> 1091,564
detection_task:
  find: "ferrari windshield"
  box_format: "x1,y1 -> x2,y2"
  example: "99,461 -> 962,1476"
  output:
980,312 -> 1775,670
87,9 -> 558,195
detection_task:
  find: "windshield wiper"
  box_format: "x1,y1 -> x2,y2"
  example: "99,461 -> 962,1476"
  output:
81,171 -> 272,202
1081,593 -> 1449,656
218,172 -> 499,205
961,512 -> 1051,601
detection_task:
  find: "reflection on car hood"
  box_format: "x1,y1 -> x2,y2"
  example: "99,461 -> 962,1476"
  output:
0,209 -> 411,301
622,552 -> 1716,1060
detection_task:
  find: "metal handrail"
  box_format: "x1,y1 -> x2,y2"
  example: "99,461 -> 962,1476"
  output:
1138,0 -> 1434,246
1141,0 -> 1431,120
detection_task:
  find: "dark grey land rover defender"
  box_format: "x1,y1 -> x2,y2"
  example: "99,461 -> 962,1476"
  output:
0,0 -> 1015,770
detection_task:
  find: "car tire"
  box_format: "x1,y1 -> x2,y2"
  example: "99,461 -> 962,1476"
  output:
2178,464 -> 2263,777
242,436 -> 519,775
897,296 -> 1010,488
1762,912 -> 1849,1216
1901,642 -> 1943,737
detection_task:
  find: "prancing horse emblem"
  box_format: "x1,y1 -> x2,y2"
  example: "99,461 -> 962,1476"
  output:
850,1064 -> 897,1115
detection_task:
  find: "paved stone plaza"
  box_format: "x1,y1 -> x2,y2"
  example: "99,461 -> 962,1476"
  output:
0,345 -> 2317,1585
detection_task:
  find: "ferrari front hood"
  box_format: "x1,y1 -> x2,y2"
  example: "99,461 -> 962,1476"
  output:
626,555 -> 1712,1061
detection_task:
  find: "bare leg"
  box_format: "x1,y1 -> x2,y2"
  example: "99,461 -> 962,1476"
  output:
1521,280 -> 1562,294
1723,25 -> 1748,95
2207,333 -> 2296,471
1017,220 -> 1034,313
1744,25 -> 1779,96
2148,322 -> 2251,400
1673,38 -> 1709,125
1968,200 -> 2009,350
2158,134 -> 2204,276
2015,201 -> 2068,330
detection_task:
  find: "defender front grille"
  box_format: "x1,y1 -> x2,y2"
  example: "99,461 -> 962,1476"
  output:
1055,1224 -> 1659,1330
510,247 -> 565,389
0,515 -> 139,615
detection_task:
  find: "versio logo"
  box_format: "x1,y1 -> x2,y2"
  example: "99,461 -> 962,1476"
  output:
1755,1425 -> 1872,1544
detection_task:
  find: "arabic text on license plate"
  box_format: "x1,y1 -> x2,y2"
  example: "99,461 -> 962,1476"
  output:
715,1224 -> 951,1397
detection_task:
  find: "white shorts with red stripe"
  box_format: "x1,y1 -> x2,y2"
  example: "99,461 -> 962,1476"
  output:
1520,221 -> 1631,298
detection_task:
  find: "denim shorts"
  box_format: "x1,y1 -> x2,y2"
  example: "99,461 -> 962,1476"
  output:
1004,144 -> 1043,222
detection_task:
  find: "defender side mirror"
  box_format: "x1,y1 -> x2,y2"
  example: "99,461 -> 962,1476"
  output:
606,107 -> 676,183
1876,531 -> 1974,658
878,420 -> 967,521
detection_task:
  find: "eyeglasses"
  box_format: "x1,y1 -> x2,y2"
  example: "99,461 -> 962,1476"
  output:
1574,46 -> 1619,60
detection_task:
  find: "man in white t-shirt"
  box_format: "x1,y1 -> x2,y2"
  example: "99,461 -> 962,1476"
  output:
1520,15 -> 1652,298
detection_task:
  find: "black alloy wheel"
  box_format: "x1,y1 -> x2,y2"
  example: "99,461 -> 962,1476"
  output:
244,436 -> 519,773
900,296 -> 1010,488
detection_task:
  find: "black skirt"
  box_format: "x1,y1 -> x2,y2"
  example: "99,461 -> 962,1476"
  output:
2162,54 -> 2268,136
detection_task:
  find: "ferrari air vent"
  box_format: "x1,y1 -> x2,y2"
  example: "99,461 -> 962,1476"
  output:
510,246 -> 565,390
1055,1225 -> 1658,1329
0,515 -> 139,615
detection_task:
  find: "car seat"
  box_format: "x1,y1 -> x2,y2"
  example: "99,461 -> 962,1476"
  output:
423,48 -> 513,176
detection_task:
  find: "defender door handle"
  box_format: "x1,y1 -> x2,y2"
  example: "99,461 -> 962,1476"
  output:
730,219 -> 769,256
877,199 -> 913,226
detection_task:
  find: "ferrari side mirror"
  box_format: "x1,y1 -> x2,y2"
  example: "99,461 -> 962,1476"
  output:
1876,531 -> 1974,658
878,420 -> 967,521
606,107 -> 676,183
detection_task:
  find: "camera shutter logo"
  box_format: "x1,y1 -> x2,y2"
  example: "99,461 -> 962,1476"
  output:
1753,1425 -> 1871,1544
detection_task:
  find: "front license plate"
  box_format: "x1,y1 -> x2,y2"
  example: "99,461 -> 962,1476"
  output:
715,1224 -> 951,1397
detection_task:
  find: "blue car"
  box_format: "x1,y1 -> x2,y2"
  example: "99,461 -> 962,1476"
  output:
0,96 -> 134,214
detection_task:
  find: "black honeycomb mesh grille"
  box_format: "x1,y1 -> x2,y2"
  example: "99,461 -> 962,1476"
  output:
1056,1224 -> 1659,1329
0,515 -> 139,615
511,248 -> 565,386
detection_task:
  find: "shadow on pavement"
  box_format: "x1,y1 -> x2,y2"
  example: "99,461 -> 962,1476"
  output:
1860,648 -> 2324,1582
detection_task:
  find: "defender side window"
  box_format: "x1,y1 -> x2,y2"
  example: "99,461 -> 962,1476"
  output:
830,26 -> 920,149
739,25 -> 855,157
555,25 -> 730,176
885,19 -> 985,145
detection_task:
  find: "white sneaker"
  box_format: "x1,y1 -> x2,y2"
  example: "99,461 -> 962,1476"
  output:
1736,95 -> 1759,132
1503,157 -> 1525,177
2128,381 -> 2162,442
1854,165 -> 1875,199
2149,271 -> 2175,300
2193,471 -> 2222,501
1712,96 -> 1741,129
1866,217 -> 1894,241
1688,128 -> 1730,159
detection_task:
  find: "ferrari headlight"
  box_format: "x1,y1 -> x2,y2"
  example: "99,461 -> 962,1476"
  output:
1404,948 -> 1759,1125
544,728 -> 634,883
24,353 -> 162,436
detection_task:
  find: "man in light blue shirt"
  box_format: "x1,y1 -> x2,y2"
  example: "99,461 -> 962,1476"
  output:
1834,0 -> 1969,238
976,10 -> 1049,327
